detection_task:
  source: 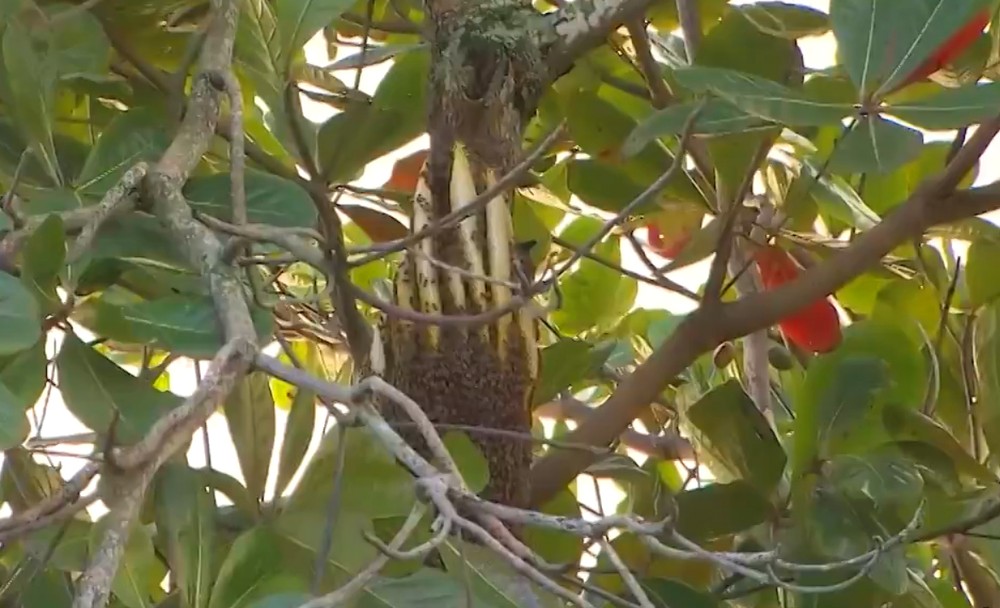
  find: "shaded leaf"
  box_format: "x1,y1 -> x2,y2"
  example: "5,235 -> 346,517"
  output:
318,49 -> 429,183
20,213 -> 66,313
209,526 -> 284,608
273,386 -> 316,499
675,481 -> 772,541
56,333 -> 181,443
0,270 -> 42,356
831,0 -> 992,96
76,107 -> 171,194
224,373 -> 276,505
533,339 -> 613,406
889,81 -> 1000,129
738,2 -> 831,39
155,464 -> 217,608
184,170 -> 317,229
674,66 -> 853,126
1,22 -> 61,184
828,115 -> 924,175
624,100 -> 768,155
687,380 -> 787,494
276,0 -> 356,71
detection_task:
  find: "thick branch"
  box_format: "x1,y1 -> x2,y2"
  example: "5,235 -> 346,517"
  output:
528,116 -> 1000,507
544,0 -> 653,79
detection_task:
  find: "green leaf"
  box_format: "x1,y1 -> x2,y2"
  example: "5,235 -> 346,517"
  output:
675,481 -> 772,540
523,488 -> 584,566
441,431 -> 489,494
696,5 -> 797,82
794,354 -> 890,474
275,0 -> 355,72
674,66 -> 853,126
288,426 -> 415,517
56,333 -> 181,443
76,107 -> 171,195
273,386 -> 316,499
966,240 -> 1000,307
973,302 -> 1000,458
738,2 -> 831,39
533,339 -> 612,405
0,381 -> 29,449
624,100 -> 769,156
828,116 -> 924,175
102,295 -> 274,359
0,339 -> 47,412
209,526 -> 284,608
890,81 -> 1000,129
687,380 -> 787,494
831,0 -> 993,96
20,213 -> 66,313
44,3 -> 111,78
318,49 -> 429,183
184,169 -> 317,229
551,232 -> 637,335
155,464 -> 217,608
826,448 -> 924,511
438,541 -> 564,608
0,270 -> 42,356
248,594 -> 311,608
795,157 -> 882,229
88,516 -> 161,608
897,430 -> 990,491
641,578 -> 720,608
566,159 -> 658,214
224,373 -> 276,505
1,22 -> 61,184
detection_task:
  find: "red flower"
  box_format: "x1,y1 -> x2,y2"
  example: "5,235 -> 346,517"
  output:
754,245 -> 842,354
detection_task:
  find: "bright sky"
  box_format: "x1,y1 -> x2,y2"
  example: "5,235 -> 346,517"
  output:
20,0 -> 1000,562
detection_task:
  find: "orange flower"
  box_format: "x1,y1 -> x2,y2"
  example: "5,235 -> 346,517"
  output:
754,245 -> 842,354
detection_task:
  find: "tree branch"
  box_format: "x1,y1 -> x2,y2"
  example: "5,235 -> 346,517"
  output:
528,115 -> 1000,507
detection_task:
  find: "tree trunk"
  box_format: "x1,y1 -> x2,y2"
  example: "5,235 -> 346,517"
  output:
375,0 -> 548,509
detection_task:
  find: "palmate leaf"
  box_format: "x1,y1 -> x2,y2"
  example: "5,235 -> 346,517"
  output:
673,66 -> 854,127
831,0 -> 993,97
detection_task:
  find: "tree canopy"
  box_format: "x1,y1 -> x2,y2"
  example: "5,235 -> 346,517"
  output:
5,0 -> 1000,607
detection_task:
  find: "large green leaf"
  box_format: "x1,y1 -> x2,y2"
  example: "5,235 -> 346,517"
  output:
0,380 -> 30,449
551,228 -> 637,335
273,385 -> 316,499
533,339 -> 613,406
93,295 -> 274,359
155,464 -> 217,608
675,481 -> 772,540
966,240 -> 1000,308
674,66 -> 853,126
889,81 -> 1000,129
687,380 -> 787,494
88,515 -> 163,608
209,526 -> 291,608
76,106 -> 171,195
737,2 -> 831,39
1,22 -> 61,185
20,213 -> 67,314
828,115 -> 924,175
318,49 -> 429,183
831,0 -> 993,96
0,339 -> 47,413
288,425 -> 415,518
696,4 -> 797,83
184,169 -> 317,228
624,100 -> 769,155
275,0 -> 355,71
56,333 -> 181,443
224,373 -> 276,505
0,271 -> 42,356
883,406 -> 996,484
